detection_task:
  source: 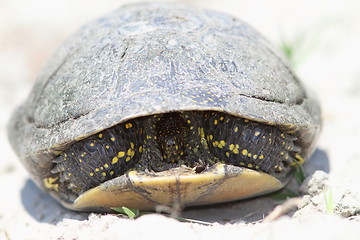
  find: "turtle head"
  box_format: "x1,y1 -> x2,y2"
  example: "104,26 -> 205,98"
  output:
156,113 -> 189,163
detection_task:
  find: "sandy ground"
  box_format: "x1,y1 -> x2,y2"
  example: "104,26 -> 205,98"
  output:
1,0 -> 360,239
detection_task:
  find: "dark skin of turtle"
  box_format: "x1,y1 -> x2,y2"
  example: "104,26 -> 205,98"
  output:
50,111 -> 301,203
7,3 -> 321,211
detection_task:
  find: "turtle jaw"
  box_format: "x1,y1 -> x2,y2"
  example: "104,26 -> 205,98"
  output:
65,163 -> 285,212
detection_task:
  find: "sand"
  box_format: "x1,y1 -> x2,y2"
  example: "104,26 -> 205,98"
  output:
1,0 -> 359,239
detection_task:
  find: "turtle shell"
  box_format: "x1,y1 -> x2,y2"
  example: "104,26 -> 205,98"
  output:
8,2 -> 321,211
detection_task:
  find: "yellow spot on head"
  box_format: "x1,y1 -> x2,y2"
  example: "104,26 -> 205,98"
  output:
247,153 -> 252,157
234,127 -> 238,132
220,116 -> 224,121
229,144 -> 235,150
187,119 -> 191,124
110,171 -> 114,176
233,148 -> 239,154
139,146 -> 143,153
130,142 -> 134,149
90,143 -> 95,147
259,155 -> 264,159
255,131 -> 260,136
95,168 -> 100,172
111,137 -> 115,141
244,119 -> 249,123
214,119 -> 218,125
112,157 -> 119,164
104,164 -> 109,168
125,122 -> 133,129
79,159 -> 83,163
126,157 -> 131,162
101,172 -> 107,176
247,163 -> 253,168
106,145 -> 110,149
118,151 -> 125,158
89,172 -> 94,176
240,162 -> 245,166
253,154 -> 258,159
219,140 -> 226,147
226,152 -> 230,157
98,133 -> 103,138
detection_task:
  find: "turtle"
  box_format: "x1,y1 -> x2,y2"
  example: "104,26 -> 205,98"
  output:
8,2 -> 321,212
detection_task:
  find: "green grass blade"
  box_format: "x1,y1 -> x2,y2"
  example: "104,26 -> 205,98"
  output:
324,188 -> 334,214
111,206 -> 141,219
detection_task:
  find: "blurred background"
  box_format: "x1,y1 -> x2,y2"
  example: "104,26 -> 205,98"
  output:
0,0 -> 359,234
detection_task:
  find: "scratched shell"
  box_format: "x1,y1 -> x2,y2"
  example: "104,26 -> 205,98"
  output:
8,2 -> 321,210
